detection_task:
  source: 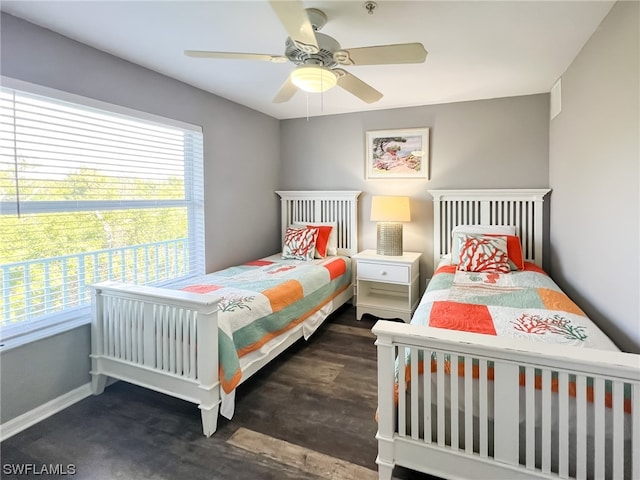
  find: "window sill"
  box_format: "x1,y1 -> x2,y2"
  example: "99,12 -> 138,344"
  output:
0,308 -> 91,352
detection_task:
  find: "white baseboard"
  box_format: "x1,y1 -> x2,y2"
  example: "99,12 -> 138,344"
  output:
0,383 -> 92,442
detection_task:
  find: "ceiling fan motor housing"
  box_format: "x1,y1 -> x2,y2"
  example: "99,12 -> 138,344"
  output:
285,33 -> 340,68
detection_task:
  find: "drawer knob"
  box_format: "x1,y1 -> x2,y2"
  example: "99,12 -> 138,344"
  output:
380,270 -> 387,275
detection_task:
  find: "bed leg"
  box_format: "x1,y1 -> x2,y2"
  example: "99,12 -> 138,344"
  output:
199,403 -> 219,437
91,373 -> 107,395
376,462 -> 394,480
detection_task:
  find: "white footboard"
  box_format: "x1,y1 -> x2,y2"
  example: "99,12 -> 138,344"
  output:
90,281 -> 222,437
373,320 -> 640,480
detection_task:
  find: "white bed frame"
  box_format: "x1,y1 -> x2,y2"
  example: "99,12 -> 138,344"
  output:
373,189 -> 640,480
90,190 -> 360,437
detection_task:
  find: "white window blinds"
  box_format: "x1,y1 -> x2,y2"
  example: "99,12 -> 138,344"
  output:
0,81 -> 204,344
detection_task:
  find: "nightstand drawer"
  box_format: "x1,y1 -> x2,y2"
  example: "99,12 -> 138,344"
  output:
357,262 -> 409,283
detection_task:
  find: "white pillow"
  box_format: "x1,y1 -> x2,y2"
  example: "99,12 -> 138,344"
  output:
450,224 -> 516,265
292,222 -> 338,256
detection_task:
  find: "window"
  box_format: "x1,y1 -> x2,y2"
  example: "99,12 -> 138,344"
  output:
0,78 -> 204,348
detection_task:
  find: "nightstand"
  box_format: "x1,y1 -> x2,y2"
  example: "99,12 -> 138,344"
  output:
352,250 -> 422,323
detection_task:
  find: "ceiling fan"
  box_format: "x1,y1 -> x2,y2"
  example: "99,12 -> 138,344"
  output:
184,1 -> 427,104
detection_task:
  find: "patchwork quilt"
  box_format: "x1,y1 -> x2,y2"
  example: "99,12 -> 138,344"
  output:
412,262 -> 618,350
402,262 -> 630,412
170,254 -> 351,402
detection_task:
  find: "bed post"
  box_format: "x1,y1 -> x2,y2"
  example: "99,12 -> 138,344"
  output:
90,286 -> 107,395
374,325 -> 397,480
195,304 -> 221,437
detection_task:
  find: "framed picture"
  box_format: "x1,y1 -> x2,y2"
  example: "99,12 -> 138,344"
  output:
365,127 -> 429,179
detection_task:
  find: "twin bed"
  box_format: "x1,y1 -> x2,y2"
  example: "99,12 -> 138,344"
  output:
373,189 -> 639,480
90,190 -> 360,436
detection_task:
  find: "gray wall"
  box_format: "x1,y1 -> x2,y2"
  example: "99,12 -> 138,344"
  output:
278,94 -> 551,284
549,1 -> 640,353
0,13 -> 281,423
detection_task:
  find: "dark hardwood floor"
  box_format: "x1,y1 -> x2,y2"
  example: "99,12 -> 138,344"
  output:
1,305 -> 440,480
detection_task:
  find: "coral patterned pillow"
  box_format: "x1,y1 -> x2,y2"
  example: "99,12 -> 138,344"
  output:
457,234 -> 511,273
486,234 -> 525,270
282,226 -> 319,261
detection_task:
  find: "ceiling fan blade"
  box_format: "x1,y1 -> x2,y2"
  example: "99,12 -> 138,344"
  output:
334,43 -> 427,66
273,76 -> 298,103
184,50 -> 287,63
334,69 -> 383,104
269,0 -> 319,53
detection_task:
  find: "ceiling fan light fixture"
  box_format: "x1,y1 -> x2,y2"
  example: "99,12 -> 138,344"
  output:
290,65 -> 337,93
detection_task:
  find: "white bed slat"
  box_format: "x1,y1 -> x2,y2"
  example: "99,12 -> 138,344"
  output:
576,375 -> 587,480
124,304 -> 131,361
113,299 -> 120,357
525,366 -> 535,469
121,303 -> 127,361
181,312 -> 189,376
464,356 -> 473,454
593,377 -> 605,479
190,316 -> 197,379
450,353 -> 459,451
613,380 -> 624,479
541,369 -> 551,474
154,306 -> 161,368
398,346 -> 407,438
526,201 -> 534,261
104,297 -> 111,355
410,347 -> 419,440
493,362 -> 519,465
161,307 -> 169,371
141,303 -> 153,367
169,313 -> 176,373
479,358 -> 488,458
423,349 -> 432,444
109,298 -> 116,356
116,299 -> 124,358
129,305 -> 135,362
558,371 -> 569,478
436,352 -> 445,446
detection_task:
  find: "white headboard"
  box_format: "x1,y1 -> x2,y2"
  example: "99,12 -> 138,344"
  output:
429,189 -> 551,268
275,191 -> 362,257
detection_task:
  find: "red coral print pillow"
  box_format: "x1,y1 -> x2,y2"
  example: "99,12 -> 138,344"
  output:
282,226 -> 319,261
457,234 -> 510,273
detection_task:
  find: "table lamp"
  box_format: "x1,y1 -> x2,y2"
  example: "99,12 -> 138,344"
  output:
370,196 -> 411,256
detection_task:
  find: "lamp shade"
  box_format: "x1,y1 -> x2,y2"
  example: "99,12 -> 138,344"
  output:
290,65 -> 337,93
370,196 -> 411,222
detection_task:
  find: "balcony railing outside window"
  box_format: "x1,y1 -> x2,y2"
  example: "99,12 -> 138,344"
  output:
1,238 -> 189,326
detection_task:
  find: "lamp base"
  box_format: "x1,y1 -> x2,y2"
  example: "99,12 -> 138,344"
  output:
376,223 -> 403,256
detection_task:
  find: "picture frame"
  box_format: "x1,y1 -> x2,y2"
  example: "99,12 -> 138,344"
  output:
365,127 -> 429,179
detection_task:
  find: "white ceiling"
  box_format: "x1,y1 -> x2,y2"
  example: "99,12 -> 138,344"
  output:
1,1 -> 614,120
